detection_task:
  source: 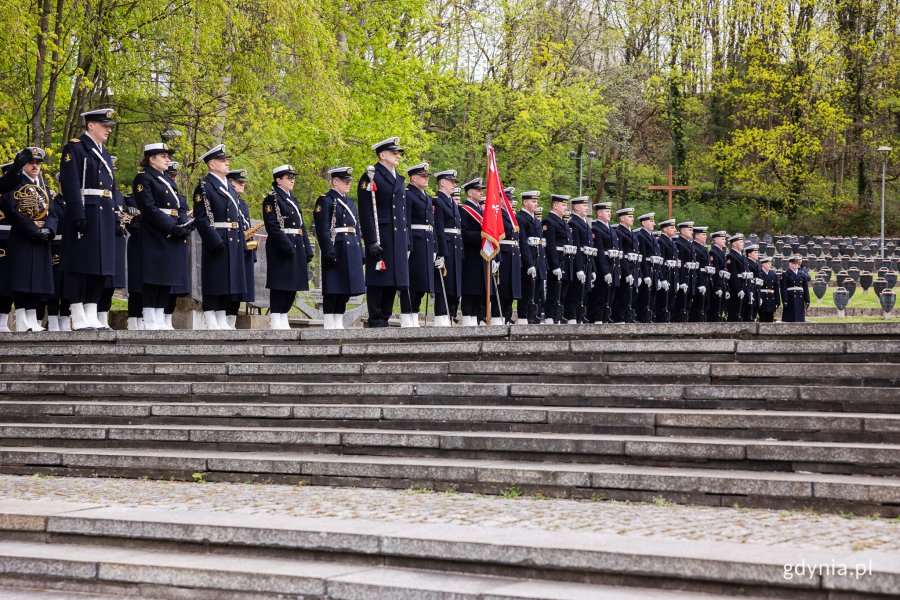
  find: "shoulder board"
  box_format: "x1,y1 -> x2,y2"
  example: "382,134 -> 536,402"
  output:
70,138 -> 80,143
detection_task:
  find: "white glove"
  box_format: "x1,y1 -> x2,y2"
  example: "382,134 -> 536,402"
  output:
726,292 -> 731,299
738,290 -> 745,299
553,268 -> 563,280
698,286 -> 706,295
527,266 -> 537,279
491,260 -> 500,274
434,256 -> 445,269
678,283 -> 687,292
625,274 -> 634,285
755,278 -> 763,286
661,280 -> 670,291
590,272 -> 597,284
604,273 -> 612,285
576,270 -> 586,284
750,293 -> 755,304
407,250 -> 411,259
643,277 -> 651,288
656,280 -> 663,290
715,289 -> 723,298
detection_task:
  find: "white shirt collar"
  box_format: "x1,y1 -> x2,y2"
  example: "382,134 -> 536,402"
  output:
85,131 -> 104,152
209,172 -> 229,187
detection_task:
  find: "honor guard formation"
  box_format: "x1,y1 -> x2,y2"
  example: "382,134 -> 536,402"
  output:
0,115 -> 814,331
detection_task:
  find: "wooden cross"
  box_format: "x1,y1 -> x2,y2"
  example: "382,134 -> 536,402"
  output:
648,164 -> 694,219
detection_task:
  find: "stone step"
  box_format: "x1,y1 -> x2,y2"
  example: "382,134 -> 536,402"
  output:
1,423 -> 898,476
2,446 -> 899,515
0,540 -> 772,600
0,361 -> 898,387
1,380 -> 897,412
2,500 -> 896,597
1,321 -> 898,346
2,338 -> 899,364
1,402 -> 897,444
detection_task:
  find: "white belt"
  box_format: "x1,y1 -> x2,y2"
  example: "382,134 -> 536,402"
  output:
159,208 -> 178,217
606,249 -> 623,258
53,234 -> 62,241
527,236 -> 541,246
500,240 -> 518,246
626,252 -> 640,262
705,266 -> 716,274
665,259 -> 677,268
755,278 -> 763,286
581,246 -> 598,256
740,271 -> 753,279
334,226 -> 356,234
283,228 -> 302,235
685,261 -> 699,270
212,222 -> 239,229
444,228 -> 461,235
82,188 -> 112,198
411,224 -> 433,232
0,225 -> 10,231
650,255 -> 663,265
761,289 -> 775,294
786,286 -> 803,292
722,272 -> 731,280
563,245 -> 577,255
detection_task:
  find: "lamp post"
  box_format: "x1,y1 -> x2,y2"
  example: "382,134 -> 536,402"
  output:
569,148 -> 597,197
878,146 -> 892,259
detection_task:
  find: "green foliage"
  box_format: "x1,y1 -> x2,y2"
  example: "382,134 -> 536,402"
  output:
0,0 -> 896,234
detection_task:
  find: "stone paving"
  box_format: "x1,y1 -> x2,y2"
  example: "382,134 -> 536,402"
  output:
2,474 -> 897,553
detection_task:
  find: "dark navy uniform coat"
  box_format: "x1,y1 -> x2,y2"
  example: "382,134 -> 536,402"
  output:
124,194 -> 143,295
263,186 -> 313,292
406,185 -> 442,294
636,228 -> 660,285
674,236 -> 698,293
0,200 -> 12,297
780,266 -> 809,322
109,188 -> 127,290
313,188 -> 365,296
592,221 -> 620,287
133,167 -> 189,287
435,191 -> 462,297
50,193 -> 66,300
192,173 -> 247,297
58,133 -> 117,277
759,267 -> 781,313
499,207 -> 521,299
617,223 -> 639,286
357,163 -> 410,288
460,200 -> 486,296
543,212 -> 573,281
517,209 -> 546,281
236,197 -> 255,303
1,176 -> 58,295
172,191 -> 192,296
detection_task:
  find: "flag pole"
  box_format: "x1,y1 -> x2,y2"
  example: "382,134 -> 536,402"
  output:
484,137 -> 492,326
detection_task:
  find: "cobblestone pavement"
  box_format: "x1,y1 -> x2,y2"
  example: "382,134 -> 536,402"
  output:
1,475 -> 897,552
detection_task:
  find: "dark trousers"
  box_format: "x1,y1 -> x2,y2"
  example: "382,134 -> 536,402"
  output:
64,273 -> 104,304
269,289 -> 297,314
586,280 -> 611,323
45,296 -> 70,317
202,294 -> 236,313
461,294 -> 483,318
143,283 -> 171,310
653,285 -> 673,323
323,294 -> 350,314
128,293 -> 143,318
0,296 -> 12,314
499,296 -> 514,322
167,295 -> 179,315
367,285 -> 395,327
611,282 -> 635,323
563,280 -> 586,322
517,273 -> 535,322
400,289 -> 426,314
12,293 -> 42,311
689,291 -> 708,322
636,283 -> 654,323
758,311 -> 775,323
545,276 -> 567,323
673,290 -> 692,323
98,287 -> 114,312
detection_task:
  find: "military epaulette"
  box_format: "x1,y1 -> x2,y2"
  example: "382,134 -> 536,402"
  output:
70,138 -> 80,143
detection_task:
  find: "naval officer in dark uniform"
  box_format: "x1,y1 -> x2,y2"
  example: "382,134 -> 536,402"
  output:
652,219 -> 677,322
226,169 -> 254,329
497,187 -> 521,325
401,163 -> 443,327
433,170 -> 462,326
725,233 -> 748,322
542,194 -> 573,324
781,255 -> 809,322
192,144 -> 247,330
690,226 -> 710,322
459,178 -> 488,326
634,213 -> 661,323
263,164 -> 314,330
612,207 -> 638,323
672,221 -> 698,323
708,230 -> 729,322
2,147 -> 57,332
58,108 -> 118,330
516,191 -> 544,324
132,143 -> 194,330
587,202 -> 619,324
163,161 -> 192,329
757,256 -> 780,322
357,137 -> 410,328
314,167 -> 365,330
564,197 -> 592,323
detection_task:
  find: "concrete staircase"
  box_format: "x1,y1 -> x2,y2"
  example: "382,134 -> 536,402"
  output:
0,323 -> 898,598
0,323 -> 897,516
